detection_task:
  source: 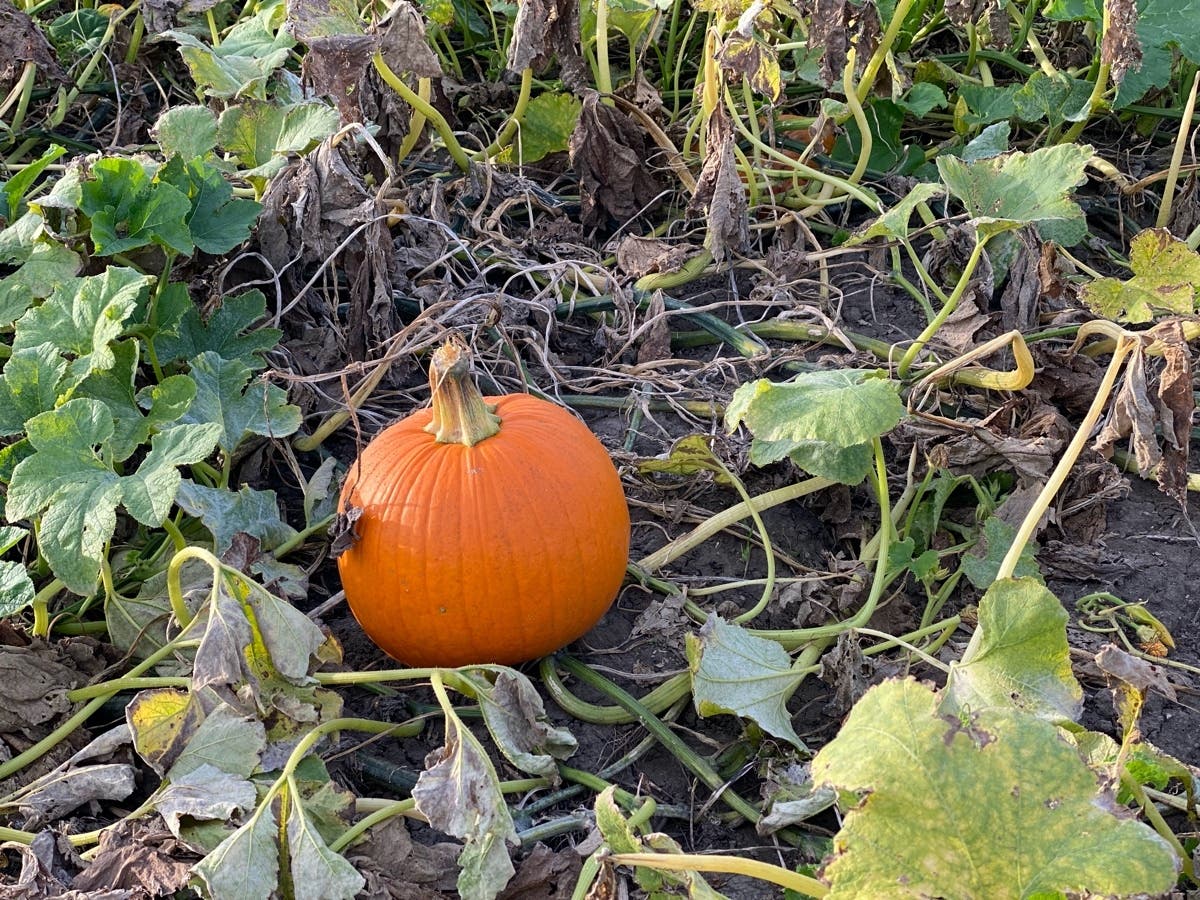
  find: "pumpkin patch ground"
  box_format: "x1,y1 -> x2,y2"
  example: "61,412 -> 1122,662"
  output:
3,0 -> 1200,896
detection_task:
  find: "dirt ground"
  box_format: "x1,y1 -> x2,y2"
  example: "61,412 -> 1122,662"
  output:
297,261 -> 1200,898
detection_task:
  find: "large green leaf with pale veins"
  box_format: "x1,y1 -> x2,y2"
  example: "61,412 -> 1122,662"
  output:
5,399 -> 220,594
812,678 -> 1179,898
726,369 -> 903,449
941,577 -> 1082,723
686,616 -> 806,748
936,143 -> 1091,243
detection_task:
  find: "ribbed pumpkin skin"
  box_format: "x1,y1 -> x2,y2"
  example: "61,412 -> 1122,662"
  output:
337,394 -> 631,667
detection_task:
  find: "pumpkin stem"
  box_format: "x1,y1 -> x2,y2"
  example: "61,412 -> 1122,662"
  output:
425,339 -> 502,446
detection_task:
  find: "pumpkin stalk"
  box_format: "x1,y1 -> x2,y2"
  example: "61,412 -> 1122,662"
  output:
424,340 -> 501,446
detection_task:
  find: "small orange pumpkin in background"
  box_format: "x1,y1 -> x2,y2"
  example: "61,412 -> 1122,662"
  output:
336,338 -> 631,667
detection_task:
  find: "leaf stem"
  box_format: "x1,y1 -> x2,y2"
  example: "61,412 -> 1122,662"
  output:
1156,70 -> 1200,229
371,51 -> 470,173
609,852 -> 828,897
996,334 -> 1134,580
897,235 -> 990,376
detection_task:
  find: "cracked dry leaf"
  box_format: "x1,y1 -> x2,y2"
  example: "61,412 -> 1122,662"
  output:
1101,0 -> 1143,82
258,139 -> 396,357
1093,340 -> 1159,475
1152,320 -> 1192,505
568,91 -> 664,229
154,764 -> 258,842
687,104 -> 748,263
0,4 -> 63,94
72,820 -> 194,896
0,643 -> 83,734
377,0 -> 443,79
8,726 -> 136,829
289,0 -> 377,122
506,0 -> 588,89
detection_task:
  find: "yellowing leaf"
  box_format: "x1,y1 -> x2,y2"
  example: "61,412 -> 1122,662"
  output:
813,678 -> 1179,898
941,577 -> 1082,722
1081,227 -> 1200,323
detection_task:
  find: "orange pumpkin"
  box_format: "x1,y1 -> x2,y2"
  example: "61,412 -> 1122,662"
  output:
336,338 -> 631,667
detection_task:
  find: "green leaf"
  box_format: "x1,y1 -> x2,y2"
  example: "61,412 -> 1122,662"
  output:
174,481 -> 296,555
79,157 -> 194,256
5,400 -> 218,594
1012,71 -> 1092,126
163,10 -> 295,99
686,615 -> 806,748
956,83 -> 1019,126
0,344 -> 67,436
1081,228 -> 1200,324
960,516 -> 1042,589
749,438 -> 873,485
960,121 -> 1010,161
846,181 -> 946,244
168,702 -> 267,780
286,800 -> 365,900
896,82 -> 947,117
2,144 -> 66,219
468,668 -> 577,779
1115,43 -> 1172,108
812,678 -> 1179,898
153,105 -> 219,161
0,242 -> 81,327
0,561 -> 35,617
831,98 -> 925,175
497,92 -> 581,165
727,369 -> 904,449
412,706 -> 518,900
936,144 -> 1091,243
78,341 -> 196,462
153,286 -> 281,369
942,577 -> 1083,722
191,806 -> 280,900
158,157 -> 262,254
14,267 -> 148,388
183,351 -> 300,454
216,100 -> 340,173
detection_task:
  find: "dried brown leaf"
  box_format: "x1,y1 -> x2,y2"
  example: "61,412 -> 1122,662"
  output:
809,0 -> 848,85
377,1 -> 442,79
686,104 -> 748,262
0,4 -> 62,92
614,235 -> 690,279
1152,320 -> 1192,506
1092,341 -> 1160,475
635,291 -> 674,365
999,228 -> 1042,332
497,844 -> 582,900
506,0 -> 588,89
818,631 -> 873,717
345,817 -> 459,898
568,91 -> 664,229
71,821 -> 194,897
1101,0 -> 1142,83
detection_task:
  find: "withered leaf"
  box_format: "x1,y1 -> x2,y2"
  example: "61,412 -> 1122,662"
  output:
496,844 -> 582,900
717,34 -> 782,103
1092,341 -> 1160,475
1096,644 -> 1177,701
568,91 -> 664,229
140,0 -> 220,34
635,290 -> 674,365
818,631 -> 874,717
72,821 -> 193,896
0,643 -> 82,734
809,0 -> 848,85
1101,0 -> 1143,83
9,726 -> 136,829
999,228 -> 1042,332
377,1 -> 443,79
614,235 -> 690,279
1152,320 -> 1192,506
0,4 -> 63,92
155,765 -> 259,841
506,0 -> 588,90
469,669 -> 577,780
686,103 -> 748,263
